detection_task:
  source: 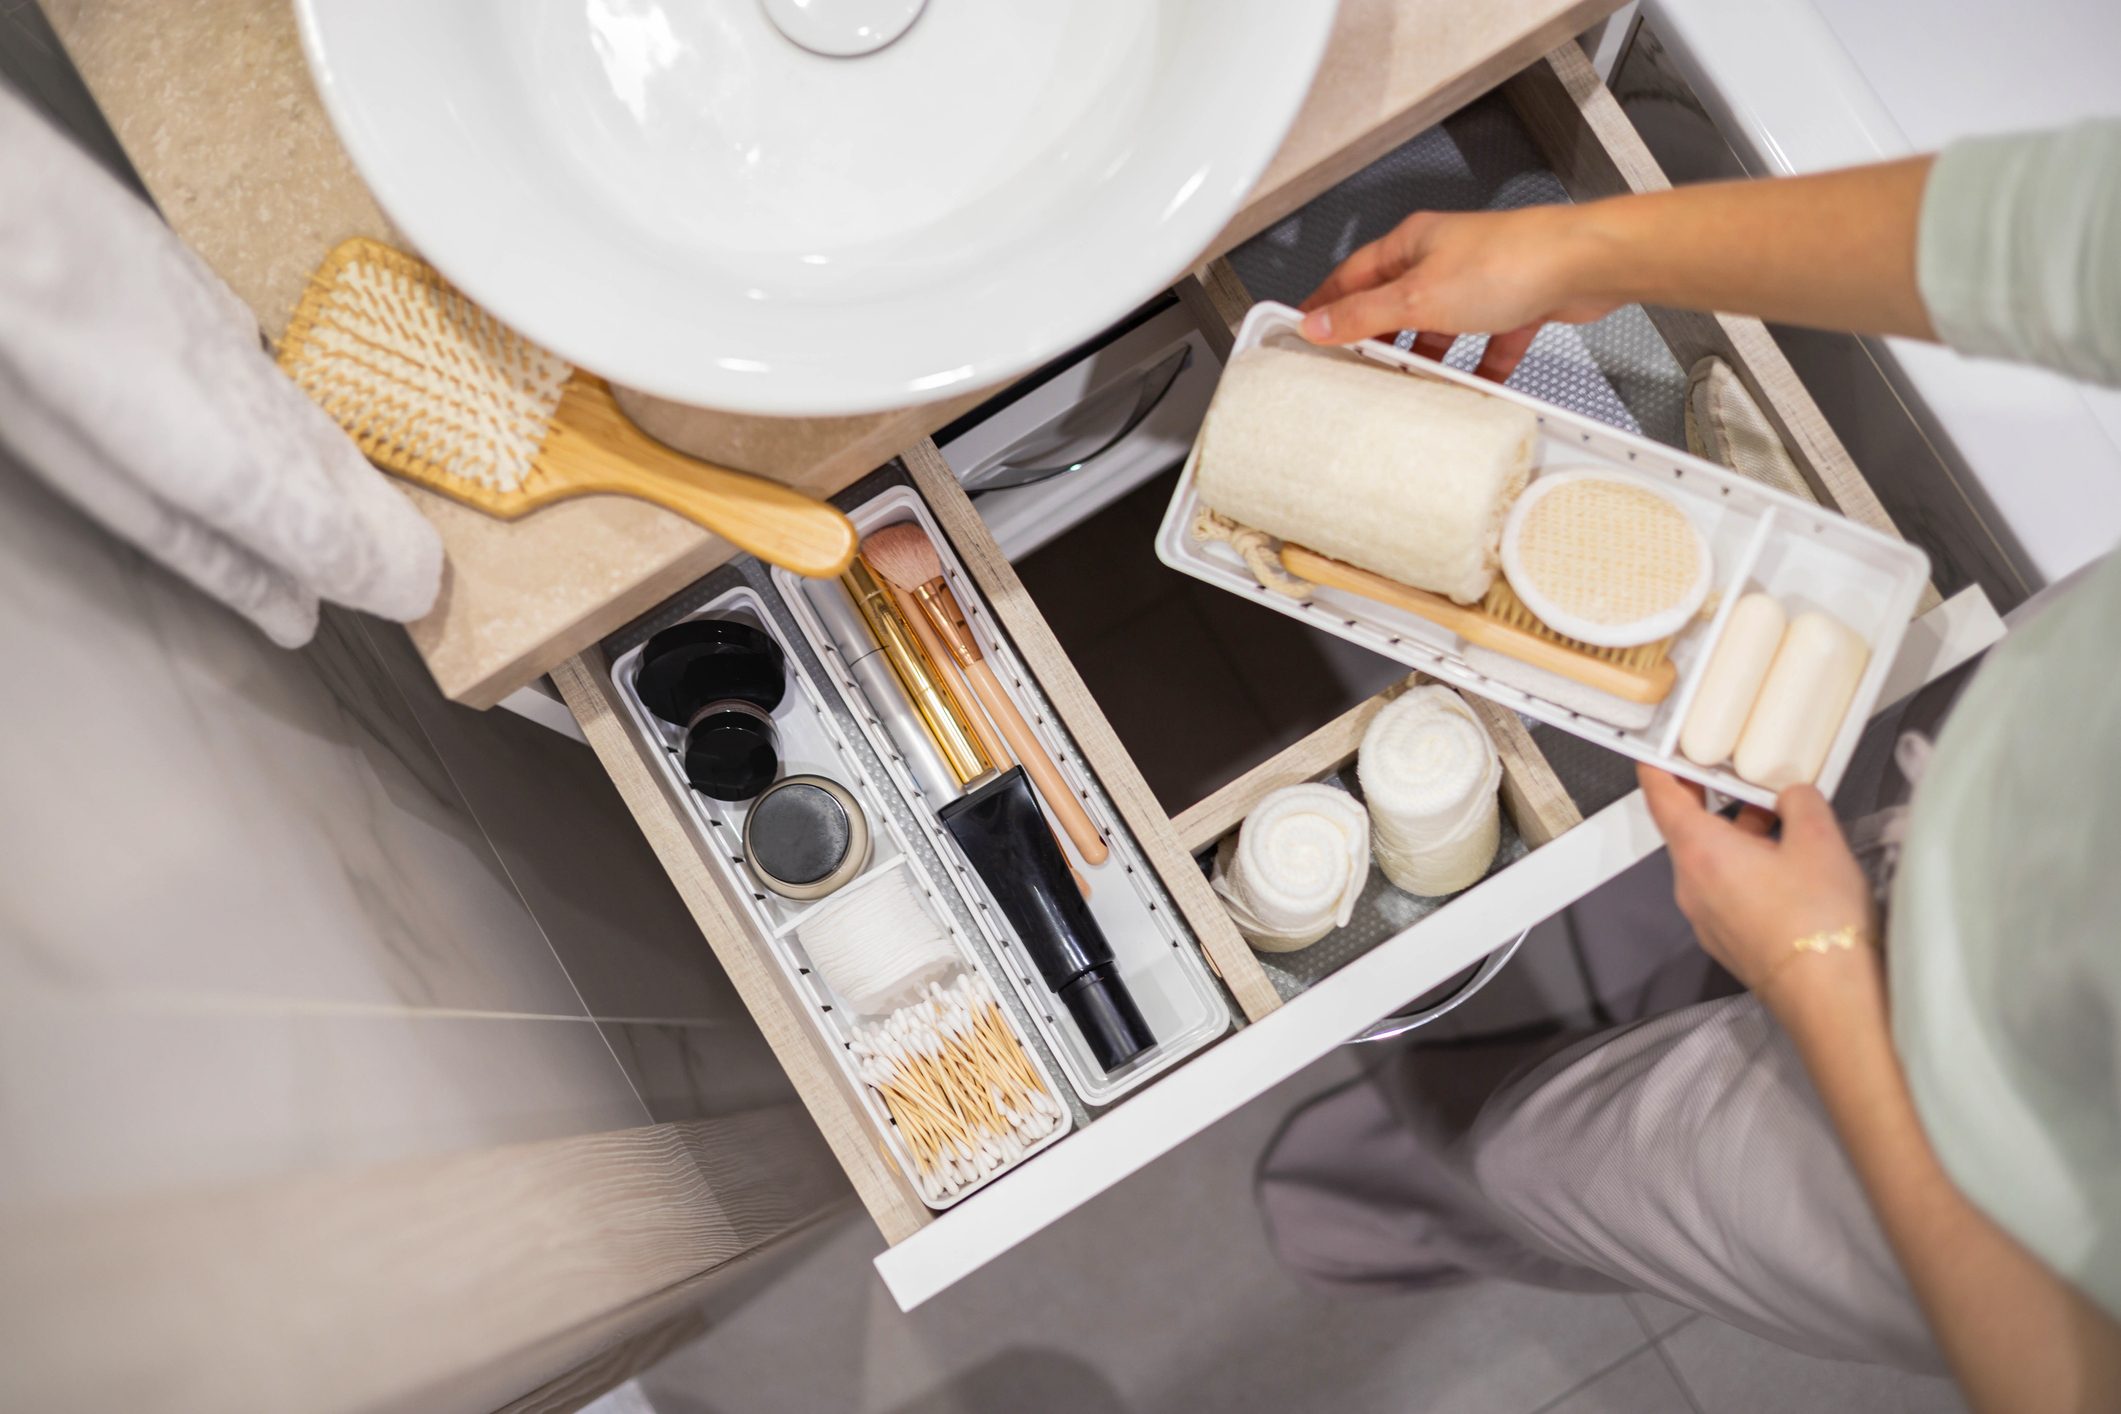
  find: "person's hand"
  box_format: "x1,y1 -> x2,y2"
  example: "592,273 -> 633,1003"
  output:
1297,205 -> 1618,381
1637,763 -> 1881,1026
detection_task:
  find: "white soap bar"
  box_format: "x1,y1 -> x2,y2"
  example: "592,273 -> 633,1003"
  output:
1733,609 -> 1871,791
1195,347 -> 1536,604
1680,593 -> 1788,767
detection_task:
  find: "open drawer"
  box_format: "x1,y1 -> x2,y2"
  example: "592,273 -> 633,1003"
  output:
553,41 -> 2005,1311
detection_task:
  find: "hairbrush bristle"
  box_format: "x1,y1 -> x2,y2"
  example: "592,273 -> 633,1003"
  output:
859,522 -> 945,590
278,238 -> 571,494
1482,578 -> 1672,670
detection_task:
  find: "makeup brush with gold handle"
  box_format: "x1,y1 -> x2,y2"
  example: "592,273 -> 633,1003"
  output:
885,580 -> 1014,772
277,237 -> 858,579
862,523 -> 1111,868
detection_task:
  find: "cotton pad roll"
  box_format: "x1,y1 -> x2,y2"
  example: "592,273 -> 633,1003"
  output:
1195,347 -> 1537,605
796,863 -> 961,1016
1358,686 -> 1503,897
1211,783 -> 1371,953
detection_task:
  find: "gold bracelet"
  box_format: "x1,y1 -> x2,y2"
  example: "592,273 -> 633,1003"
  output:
1754,924 -> 1870,1000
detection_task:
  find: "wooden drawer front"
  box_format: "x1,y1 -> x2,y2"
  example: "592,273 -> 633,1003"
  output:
563,40 -> 2001,1311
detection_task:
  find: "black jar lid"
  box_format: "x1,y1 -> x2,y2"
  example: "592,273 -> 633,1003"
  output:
683,701 -> 780,802
637,619 -> 787,726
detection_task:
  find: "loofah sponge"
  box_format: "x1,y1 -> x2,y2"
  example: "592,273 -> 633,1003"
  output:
1194,347 -> 1538,605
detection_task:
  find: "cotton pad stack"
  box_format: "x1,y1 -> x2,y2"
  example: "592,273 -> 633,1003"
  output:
796,863 -> 960,1016
1211,783 -> 1371,953
1195,347 -> 1538,605
1357,687 -> 1503,897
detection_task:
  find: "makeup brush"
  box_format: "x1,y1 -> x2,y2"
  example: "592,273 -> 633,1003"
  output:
277,237 -> 858,579
862,523 -> 1110,867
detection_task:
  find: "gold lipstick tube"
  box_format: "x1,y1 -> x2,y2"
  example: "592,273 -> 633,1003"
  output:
843,557 -> 992,783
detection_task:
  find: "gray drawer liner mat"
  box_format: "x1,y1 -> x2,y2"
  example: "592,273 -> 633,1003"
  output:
1228,88 -> 1688,452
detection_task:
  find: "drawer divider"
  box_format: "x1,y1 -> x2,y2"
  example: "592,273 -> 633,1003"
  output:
553,651 -> 933,1243
898,439 -> 1284,1022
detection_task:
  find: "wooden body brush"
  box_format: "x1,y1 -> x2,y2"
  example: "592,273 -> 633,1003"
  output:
862,523 -> 1110,867
277,238 -> 857,579
1280,545 -> 1679,705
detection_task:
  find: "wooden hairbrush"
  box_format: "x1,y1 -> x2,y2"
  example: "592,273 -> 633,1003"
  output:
1280,544 -> 1678,704
276,238 -> 858,579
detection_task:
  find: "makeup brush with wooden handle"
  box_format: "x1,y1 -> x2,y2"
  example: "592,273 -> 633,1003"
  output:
862,523 -> 1110,868
277,237 -> 858,579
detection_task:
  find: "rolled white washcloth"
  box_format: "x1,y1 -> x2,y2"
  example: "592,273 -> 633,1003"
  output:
1211,783 -> 1370,953
796,863 -> 961,1016
1358,687 -> 1503,897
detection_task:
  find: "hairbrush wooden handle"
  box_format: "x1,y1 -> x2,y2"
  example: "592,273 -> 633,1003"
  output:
962,658 -> 1110,867
546,378 -> 858,578
1283,545 -> 1676,704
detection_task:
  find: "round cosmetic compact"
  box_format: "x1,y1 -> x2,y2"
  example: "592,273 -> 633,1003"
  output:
682,700 -> 781,802
743,775 -> 871,901
635,618 -> 787,725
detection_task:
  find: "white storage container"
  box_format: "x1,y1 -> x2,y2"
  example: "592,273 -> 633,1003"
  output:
609,584 -> 1072,1206
1156,303 -> 1931,808
776,484 -> 1231,1106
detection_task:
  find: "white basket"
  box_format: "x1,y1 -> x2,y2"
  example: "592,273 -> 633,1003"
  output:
610,583 -> 1071,1207
775,485 -> 1231,1107
1156,303 -> 1932,809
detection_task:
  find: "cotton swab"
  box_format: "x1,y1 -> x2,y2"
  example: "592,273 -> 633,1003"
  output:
851,972 -> 1064,1202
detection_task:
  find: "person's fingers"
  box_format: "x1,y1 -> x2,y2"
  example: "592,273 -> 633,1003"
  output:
1298,217 -> 1430,313
1774,785 -> 1845,853
1472,323 -> 1541,383
1732,805 -> 1776,838
1298,242 -> 1389,314
1301,281 -> 1430,346
1638,764 -> 1715,848
1410,331 -> 1456,361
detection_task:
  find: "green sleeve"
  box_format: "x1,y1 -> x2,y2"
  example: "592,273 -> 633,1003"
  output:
1917,120 -> 2121,387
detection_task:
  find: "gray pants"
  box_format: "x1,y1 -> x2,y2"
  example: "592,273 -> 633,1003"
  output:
1253,640 -> 2005,1372
1256,655 -> 2005,1372
1257,989 -> 1941,1371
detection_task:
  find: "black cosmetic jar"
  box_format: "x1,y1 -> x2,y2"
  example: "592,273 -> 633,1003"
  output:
636,619 -> 788,802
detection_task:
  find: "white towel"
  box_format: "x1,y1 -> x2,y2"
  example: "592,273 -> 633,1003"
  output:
1212,783 -> 1371,953
1358,687 -> 1503,897
0,88 -> 441,648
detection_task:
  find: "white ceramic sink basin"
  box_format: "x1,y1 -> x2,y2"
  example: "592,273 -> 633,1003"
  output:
295,1 -> 1336,417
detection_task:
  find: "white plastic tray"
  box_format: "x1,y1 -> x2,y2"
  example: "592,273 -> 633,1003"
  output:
776,485 -> 1231,1107
1156,303 -> 1932,808
609,584 -> 1071,1206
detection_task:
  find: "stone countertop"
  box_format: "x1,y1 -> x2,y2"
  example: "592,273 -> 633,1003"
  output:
47,0 -> 1614,706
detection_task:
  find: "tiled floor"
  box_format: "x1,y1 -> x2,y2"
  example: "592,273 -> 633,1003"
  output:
614,851 -> 1966,1414
619,1041 -> 1965,1414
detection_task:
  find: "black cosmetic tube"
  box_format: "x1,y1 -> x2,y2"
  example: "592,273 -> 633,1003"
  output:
939,766 -> 1155,1071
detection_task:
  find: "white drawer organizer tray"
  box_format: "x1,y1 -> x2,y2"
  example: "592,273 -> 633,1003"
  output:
610,584 -> 1073,1207
777,485 -> 1230,1107
1157,303 -> 1932,808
